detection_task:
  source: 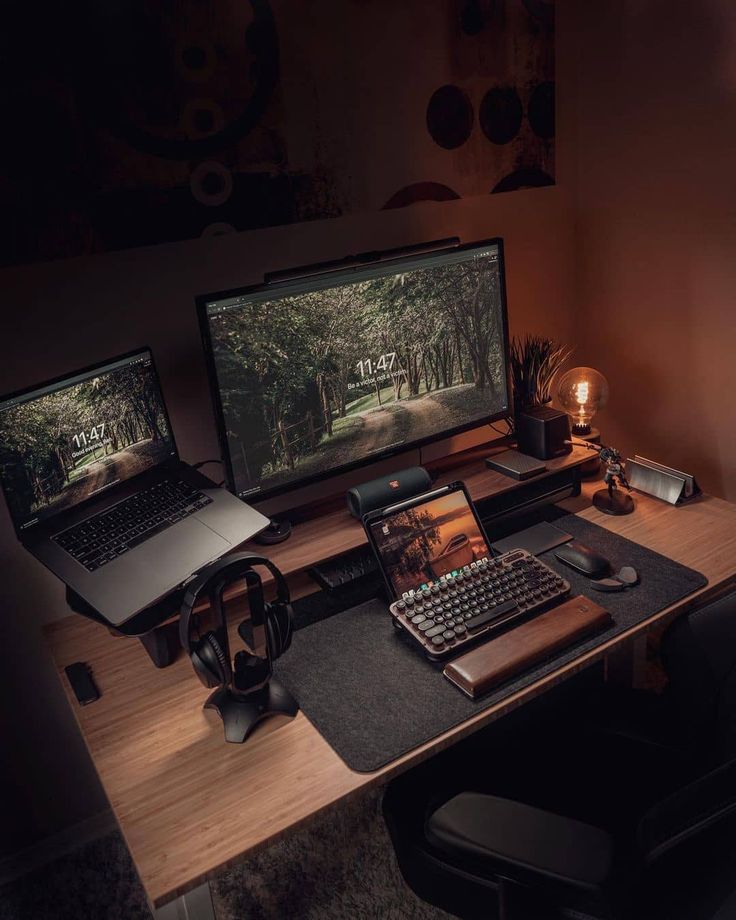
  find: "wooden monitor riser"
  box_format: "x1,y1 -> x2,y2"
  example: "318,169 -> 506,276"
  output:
115,440 -> 594,629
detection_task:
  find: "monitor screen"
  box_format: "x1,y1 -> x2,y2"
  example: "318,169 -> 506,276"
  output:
199,238 -> 509,502
0,350 -> 176,532
368,486 -> 490,598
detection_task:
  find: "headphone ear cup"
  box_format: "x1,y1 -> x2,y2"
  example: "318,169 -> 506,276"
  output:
278,603 -> 293,655
207,633 -> 232,685
265,603 -> 293,660
190,646 -> 219,688
265,605 -> 281,661
191,633 -> 231,688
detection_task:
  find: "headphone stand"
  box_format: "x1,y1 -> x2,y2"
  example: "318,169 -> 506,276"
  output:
204,680 -> 299,744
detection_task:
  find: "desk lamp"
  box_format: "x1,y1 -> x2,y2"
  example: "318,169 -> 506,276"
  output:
557,366 -> 609,437
557,366 -> 608,477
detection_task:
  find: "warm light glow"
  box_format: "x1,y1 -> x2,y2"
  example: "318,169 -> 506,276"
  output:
557,366 -> 609,436
575,381 -> 589,407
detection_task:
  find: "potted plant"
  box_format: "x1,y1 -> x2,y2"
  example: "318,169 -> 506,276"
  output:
509,335 -> 571,427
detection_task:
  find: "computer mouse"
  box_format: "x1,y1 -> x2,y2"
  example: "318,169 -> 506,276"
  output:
554,540 -> 611,579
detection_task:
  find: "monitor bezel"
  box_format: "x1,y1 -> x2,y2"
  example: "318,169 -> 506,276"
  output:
0,346 -> 179,536
196,236 -> 512,507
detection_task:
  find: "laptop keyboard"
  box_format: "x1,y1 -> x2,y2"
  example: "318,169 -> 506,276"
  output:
53,480 -> 213,572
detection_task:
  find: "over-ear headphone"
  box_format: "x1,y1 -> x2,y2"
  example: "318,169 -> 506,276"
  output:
179,553 -> 293,689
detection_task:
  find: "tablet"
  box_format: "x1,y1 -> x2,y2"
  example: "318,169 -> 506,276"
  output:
364,481 -> 490,599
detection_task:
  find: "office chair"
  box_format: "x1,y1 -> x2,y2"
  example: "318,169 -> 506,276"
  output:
383,592 -> 736,920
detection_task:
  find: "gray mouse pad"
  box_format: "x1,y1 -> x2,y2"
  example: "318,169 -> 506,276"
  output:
275,514 -> 707,773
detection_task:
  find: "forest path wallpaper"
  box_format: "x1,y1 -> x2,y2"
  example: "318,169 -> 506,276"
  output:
208,246 -> 508,496
275,382 -> 490,484
0,359 -> 173,527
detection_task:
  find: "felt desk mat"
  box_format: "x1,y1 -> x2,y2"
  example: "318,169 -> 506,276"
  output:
273,515 -> 707,773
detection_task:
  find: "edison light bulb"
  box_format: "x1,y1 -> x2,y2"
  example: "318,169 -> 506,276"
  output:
557,367 -> 609,435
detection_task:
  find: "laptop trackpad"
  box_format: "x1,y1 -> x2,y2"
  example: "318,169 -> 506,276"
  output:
136,518 -> 228,581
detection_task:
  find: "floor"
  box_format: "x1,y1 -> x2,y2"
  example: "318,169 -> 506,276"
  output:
0,789 -> 456,920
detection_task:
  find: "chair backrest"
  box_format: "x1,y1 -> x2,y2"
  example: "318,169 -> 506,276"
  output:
637,594 -> 736,889
660,592 -> 736,762
636,755 -> 736,868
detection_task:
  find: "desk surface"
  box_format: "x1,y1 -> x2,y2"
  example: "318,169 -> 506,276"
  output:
44,482 -> 736,909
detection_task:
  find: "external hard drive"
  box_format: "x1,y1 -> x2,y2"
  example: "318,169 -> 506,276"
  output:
485,449 -> 547,481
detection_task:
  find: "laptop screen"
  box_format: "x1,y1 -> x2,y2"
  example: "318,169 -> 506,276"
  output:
0,350 -> 176,532
368,486 -> 490,598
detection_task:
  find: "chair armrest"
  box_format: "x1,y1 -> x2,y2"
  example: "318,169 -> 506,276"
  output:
426,792 -> 614,892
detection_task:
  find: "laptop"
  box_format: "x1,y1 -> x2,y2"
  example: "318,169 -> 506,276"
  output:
0,348 -> 270,626
364,482 -> 571,660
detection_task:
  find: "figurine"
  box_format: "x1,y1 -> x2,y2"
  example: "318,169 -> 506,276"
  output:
577,440 -> 635,515
599,444 -> 631,497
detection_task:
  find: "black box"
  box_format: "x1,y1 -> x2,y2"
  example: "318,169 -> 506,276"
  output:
516,407 -> 571,460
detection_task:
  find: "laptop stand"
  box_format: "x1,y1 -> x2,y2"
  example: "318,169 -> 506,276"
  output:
65,586 -> 182,669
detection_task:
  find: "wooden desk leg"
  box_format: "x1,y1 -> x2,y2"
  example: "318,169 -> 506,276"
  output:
153,882 -> 216,920
605,634 -> 648,689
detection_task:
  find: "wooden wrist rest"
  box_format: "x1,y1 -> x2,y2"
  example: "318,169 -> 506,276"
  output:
443,595 -> 613,699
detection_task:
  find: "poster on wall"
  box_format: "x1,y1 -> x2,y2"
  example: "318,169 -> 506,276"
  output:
0,0 -> 554,266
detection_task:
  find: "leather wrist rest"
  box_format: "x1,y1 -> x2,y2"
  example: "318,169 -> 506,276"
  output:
443,595 -> 613,699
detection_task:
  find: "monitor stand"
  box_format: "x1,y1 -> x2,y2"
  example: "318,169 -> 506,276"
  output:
254,518 -> 292,545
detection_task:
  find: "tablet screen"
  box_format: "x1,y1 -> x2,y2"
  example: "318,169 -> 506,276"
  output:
369,487 -> 490,597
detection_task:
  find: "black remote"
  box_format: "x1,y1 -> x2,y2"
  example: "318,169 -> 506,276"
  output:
64,662 -> 100,705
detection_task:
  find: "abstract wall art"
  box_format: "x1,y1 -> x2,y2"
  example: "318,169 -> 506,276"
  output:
0,0 -> 554,265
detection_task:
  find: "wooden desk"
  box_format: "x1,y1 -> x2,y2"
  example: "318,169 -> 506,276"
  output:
43,483 -> 736,917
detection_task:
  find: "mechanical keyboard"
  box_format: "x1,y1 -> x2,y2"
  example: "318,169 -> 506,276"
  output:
388,549 -> 570,661
53,480 -> 212,572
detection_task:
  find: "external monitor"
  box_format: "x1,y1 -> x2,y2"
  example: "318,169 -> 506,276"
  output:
197,238 -> 510,505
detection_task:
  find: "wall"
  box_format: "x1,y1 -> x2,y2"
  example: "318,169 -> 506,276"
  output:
569,0 -> 736,500
0,177 -> 578,859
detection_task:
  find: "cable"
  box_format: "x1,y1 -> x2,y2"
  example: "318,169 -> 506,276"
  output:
418,417 -> 513,467
565,437 -> 600,452
490,420 -> 513,438
192,459 -> 223,471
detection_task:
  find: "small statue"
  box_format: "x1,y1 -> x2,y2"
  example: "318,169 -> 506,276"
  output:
599,445 -> 631,497
577,440 -> 635,515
